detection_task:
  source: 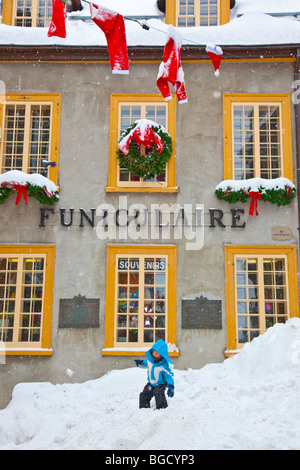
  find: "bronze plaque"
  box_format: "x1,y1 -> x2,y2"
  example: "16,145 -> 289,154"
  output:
182,295 -> 222,329
272,226 -> 292,241
59,295 -> 100,328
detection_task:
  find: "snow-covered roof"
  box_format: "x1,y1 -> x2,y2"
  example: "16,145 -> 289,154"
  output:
233,0 -> 300,16
0,0 -> 300,48
74,0 -> 162,18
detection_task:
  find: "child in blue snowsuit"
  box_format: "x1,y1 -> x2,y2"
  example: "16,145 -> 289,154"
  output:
135,339 -> 175,409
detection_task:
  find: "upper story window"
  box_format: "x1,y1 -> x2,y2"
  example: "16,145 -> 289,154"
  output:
14,0 -> 53,27
165,0 -> 230,27
2,0 -> 54,27
223,94 -> 293,182
107,94 -> 177,193
177,0 -> 219,26
0,94 -> 61,185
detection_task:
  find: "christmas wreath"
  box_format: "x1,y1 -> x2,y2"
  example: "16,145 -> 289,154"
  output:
215,178 -> 296,216
117,119 -> 173,180
0,170 -> 60,206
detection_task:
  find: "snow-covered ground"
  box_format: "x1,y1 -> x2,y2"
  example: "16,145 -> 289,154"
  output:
0,318 -> 299,450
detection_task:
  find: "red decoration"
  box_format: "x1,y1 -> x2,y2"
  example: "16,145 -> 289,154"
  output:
90,3 -> 129,75
248,191 -> 262,216
157,26 -> 188,104
48,0 -> 66,39
13,184 -> 28,206
118,120 -> 164,156
206,44 -> 223,77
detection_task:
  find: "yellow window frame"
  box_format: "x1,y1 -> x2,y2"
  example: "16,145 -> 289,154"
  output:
107,94 -> 177,193
224,245 -> 299,356
103,245 -> 178,356
2,0 -> 54,27
0,93 -> 61,185
0,245 -> 56,356
223,94 -> 293,182
166,0 -> 230,26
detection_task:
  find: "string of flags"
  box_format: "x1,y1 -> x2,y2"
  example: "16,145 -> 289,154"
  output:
47,0 -> 223,102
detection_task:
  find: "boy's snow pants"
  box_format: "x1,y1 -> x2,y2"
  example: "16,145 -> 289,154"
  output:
139,383 -> 168,409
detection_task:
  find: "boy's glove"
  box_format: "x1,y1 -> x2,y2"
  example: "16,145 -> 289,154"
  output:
135,360 -> 143,367
167,384 -> 175,398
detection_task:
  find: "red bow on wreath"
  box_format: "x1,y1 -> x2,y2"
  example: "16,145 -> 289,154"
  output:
13,184 -> 28,206
118,121 -> 164,156
248,191 -> 262,216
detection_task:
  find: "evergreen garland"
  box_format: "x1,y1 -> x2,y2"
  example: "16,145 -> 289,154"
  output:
116,122 -> 173,180
0,182 -> 59,205
0,187 -> 12,205
216,183 -> 296,207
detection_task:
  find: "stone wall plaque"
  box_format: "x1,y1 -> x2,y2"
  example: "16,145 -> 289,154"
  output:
59,294 -> 100,328
272,226 -> 292,241
182,295 -> 222,330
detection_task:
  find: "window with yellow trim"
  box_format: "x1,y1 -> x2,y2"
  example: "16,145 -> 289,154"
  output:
103,246 -> 177,355
1,0 -> 54,27
223,94 -> 293,182
107,94 -> 177,192
0,245 -> 55,355
177,0 -> 219,26
225,246 -> 299,355
0,94 -> 61,185
166,0 -> 230,26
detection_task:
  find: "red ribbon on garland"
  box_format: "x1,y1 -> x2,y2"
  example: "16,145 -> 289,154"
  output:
13,184 -> 28,206
248,191 -> 262,216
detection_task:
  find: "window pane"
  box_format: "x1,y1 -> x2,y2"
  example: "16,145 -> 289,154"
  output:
0,258 -> 18,342
115,254 -> 168,347
118,103 -> 167,185
235,255 -> 289,347
233,105 -> 254,179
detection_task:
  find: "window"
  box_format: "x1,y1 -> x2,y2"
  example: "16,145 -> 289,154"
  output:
103,245 -> 178,355
107,94 -> 177,192
223,94 -> 293,181
177,0 -> 219,26
0,94 -> 61,184
166,0 -> 230,27
13,0 -> 53,27
0,245 -> 55,355
225,246 -> 299,355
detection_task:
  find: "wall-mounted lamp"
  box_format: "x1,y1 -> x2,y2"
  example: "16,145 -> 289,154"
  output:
42,160 -> 56,168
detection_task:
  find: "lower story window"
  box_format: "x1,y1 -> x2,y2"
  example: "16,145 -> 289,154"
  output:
225,246 -> 299,355
0,245 -> 55,355
103,245 -> 177,355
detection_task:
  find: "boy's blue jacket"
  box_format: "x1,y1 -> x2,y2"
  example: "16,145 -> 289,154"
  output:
140,339 -> 174,387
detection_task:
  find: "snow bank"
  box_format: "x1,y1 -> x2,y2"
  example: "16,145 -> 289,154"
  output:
0,319 -> 299,450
